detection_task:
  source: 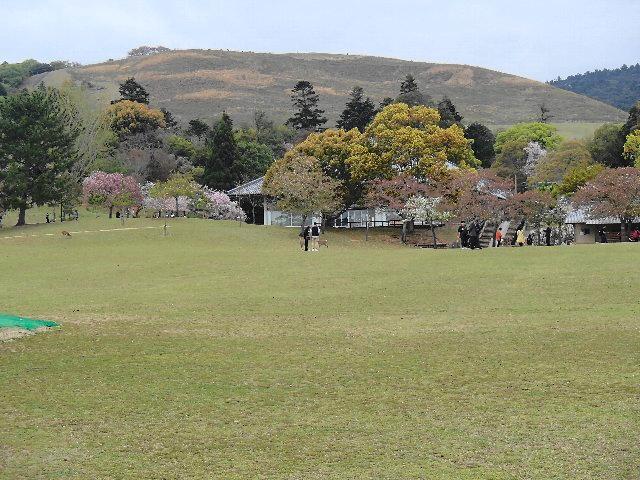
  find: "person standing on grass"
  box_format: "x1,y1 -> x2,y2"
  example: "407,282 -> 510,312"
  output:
311,222 -> 321,252
468,221 -> 479,250
598,226 -> 608,243
516,228 -> 525,247
303,225 -> 311,251
457,221 -> 468,248
544,226 -> 552,246
495,227 -> 503,247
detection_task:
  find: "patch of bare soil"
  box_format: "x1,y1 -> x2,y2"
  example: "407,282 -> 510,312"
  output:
0,327 -> 54,342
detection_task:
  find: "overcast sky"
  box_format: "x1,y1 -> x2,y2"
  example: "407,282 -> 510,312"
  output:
2,0 -> 638,81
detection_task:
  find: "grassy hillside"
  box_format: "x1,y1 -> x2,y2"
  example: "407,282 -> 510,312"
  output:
29,49 -> 626,127
1,215 -> 639,478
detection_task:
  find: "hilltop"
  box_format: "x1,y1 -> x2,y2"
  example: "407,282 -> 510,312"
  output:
28,49 -> 626,127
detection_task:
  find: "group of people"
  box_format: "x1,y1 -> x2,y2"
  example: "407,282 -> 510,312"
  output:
45,210 -> 79,223
457,220 -> 483,249
458,221 -> 556,249
299,223 -> 322,252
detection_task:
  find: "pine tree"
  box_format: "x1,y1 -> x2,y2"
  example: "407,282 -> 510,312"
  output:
285,81 -> 327,130
186,118 -> 210,140
400,74 -> 419,94
437,97 -> 463,128
396,74 -> 432,107
336,86 -> 377,132
118,77 -> 149,104
203,112 -> 240,190
0,86 -> 80,225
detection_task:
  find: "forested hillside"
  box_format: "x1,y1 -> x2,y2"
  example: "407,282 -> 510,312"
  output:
549,63 -> 640,111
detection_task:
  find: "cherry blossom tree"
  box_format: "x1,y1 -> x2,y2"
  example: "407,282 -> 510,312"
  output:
573,167 -> 640,242
402,195 -> 452,247
82,171 -> 143,218
444,170 -> 512,245
365,173 -> 436,243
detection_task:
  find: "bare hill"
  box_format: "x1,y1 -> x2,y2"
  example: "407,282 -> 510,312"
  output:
30,49 -> 626,127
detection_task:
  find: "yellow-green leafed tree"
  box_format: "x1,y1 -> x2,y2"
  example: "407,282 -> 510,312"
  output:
347,103 -> 478,182
105,100 -> 166,138
623,130 -> 640,167
285,128 -> 363,211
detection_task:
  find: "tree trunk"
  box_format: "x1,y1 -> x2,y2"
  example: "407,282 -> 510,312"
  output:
430,221 -> 437,248
121,208 -> 125,225
16,206 -> 26,226
109,206 -> 113,218
175,197 -> 179,217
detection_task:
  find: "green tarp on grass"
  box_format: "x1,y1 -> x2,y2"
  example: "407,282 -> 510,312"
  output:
0,314 -> 59,330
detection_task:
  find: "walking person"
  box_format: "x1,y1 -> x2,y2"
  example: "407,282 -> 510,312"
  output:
544,226 -> 552,246
458,221 -> 468,248
495,227 -> 503,247
311,222 -> 321,252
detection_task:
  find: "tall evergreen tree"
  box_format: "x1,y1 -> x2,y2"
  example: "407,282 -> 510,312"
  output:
400,74 -> 419,94
396,74 -> 432,107
437,97 -> 464,128
0,86 -> 80,225
203,112 -> 240,190
285,81 -> 327,131
336,86 -> 377,132
186,118 -> 210,140
118,77 -> 149,104
464,123 -> 496,168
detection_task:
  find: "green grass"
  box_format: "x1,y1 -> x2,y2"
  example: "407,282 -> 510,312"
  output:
1,213 -> 639,479
490,122 -> 605,140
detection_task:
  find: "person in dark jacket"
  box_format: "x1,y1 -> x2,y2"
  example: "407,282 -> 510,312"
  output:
544,226 -> 552,246
457,221 -> 468,248
302,225 -> 311,251
468,221 -> 479,250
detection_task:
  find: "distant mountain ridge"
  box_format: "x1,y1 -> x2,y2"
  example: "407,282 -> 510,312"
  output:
549,63 -> 640,111
27,49 -> 626,127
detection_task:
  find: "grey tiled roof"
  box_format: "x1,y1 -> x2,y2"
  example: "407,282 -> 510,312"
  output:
227,176 -> 264,196
565,208 -> 638,225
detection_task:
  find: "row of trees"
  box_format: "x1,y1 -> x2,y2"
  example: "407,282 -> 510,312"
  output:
264,92 -> 640,244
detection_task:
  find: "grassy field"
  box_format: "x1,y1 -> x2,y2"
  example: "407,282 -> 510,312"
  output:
1,213 -> 639,479
490,122 -> 607,140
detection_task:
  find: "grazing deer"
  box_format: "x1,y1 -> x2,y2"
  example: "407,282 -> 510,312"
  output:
61,230 -> 71,237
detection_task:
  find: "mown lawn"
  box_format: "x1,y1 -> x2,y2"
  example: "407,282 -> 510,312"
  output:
0,214 -> 638,479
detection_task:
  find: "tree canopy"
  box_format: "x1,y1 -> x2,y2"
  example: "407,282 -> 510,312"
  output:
0,86 -> 80,225
494,123 -> 562,153
348,103 -> 478,182
285,81 -> 327,131
263,154 -> 340,221
336,86 -> 377,132
202,112 -> 240,190
118,77 -> 150,104
464,123 -> 495,168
